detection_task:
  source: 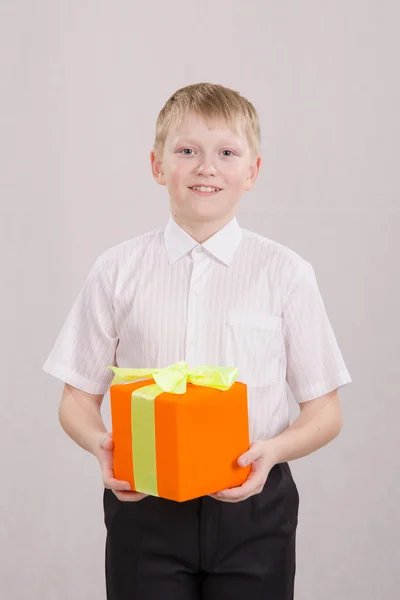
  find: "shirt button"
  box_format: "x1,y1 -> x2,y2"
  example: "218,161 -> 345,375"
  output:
192,246 -> 204,259
193,288 -> 200,296
191,337 -> 197,345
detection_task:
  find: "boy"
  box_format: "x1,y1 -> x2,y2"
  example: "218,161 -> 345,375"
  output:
43,82 -> 352,599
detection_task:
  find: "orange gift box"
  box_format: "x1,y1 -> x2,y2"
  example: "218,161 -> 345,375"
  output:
107,362 -> 250,502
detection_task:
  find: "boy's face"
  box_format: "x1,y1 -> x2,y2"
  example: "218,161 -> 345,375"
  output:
151,112 -> 261,226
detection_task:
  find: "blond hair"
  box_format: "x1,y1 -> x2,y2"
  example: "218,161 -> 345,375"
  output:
154,82 -> 261,157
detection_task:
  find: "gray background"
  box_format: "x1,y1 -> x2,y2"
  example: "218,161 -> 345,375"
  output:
2,1 -> 399,598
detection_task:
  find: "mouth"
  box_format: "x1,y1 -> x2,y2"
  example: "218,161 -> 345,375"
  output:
189,186 -> 222,196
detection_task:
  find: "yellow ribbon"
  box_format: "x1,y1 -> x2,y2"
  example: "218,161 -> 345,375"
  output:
106,361 -> 239,496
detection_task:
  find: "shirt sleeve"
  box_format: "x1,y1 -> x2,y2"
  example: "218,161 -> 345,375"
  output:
42,256 -> 118,394
282,261 -> 352,403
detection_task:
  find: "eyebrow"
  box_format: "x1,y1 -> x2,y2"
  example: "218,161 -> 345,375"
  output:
172,136 -> 243,147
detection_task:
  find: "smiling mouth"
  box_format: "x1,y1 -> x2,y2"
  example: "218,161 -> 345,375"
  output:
189,186 -> 222,193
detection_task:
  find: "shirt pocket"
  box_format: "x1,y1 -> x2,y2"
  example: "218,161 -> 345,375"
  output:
225,309 -> 282,387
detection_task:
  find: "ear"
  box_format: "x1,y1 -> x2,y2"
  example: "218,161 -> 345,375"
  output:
244,155 -> 262,191
150,147 -> 167,186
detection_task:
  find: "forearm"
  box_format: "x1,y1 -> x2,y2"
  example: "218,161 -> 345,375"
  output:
58,385 -> 107,457
265,391 -> 343,465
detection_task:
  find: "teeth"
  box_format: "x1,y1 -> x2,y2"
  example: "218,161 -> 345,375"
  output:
192,186 -> 220,193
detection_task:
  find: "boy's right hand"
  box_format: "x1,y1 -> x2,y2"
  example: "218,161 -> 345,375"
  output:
96,432 -> 148,502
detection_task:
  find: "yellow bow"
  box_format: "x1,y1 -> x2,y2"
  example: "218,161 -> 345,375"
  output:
107,360 -> 238,396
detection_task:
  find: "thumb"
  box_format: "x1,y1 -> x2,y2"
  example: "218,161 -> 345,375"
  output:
237,441 -> 265,467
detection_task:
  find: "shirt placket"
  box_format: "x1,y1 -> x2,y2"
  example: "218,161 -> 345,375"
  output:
185,247 -> 210,366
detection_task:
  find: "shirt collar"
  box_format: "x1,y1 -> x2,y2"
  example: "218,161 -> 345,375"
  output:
163,216 -> 242,266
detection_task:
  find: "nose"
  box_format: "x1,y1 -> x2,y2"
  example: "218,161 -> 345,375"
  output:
197,156 -> 217,176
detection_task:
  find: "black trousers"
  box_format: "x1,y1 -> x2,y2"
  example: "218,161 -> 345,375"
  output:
104,462 -> 299,600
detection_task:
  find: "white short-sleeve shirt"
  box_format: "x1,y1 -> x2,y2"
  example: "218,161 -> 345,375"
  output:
43,216 -> 352,442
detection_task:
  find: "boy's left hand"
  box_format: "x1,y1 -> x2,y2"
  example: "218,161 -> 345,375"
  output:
209,440 -> 276,503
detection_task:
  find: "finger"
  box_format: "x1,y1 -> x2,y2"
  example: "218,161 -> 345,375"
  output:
208,492 -> 252,503
208,493 -> 233,501
237,441 -> 265,467
100,435 -> 114,451
113,490 -> 148,502
101,463 -> 116,481
213,478 -> 263,501
100,452 -> 117,478
103,477 -> 132,491
212,496 -> 249,503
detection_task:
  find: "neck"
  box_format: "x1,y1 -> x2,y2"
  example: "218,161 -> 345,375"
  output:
171,213 -> 235,244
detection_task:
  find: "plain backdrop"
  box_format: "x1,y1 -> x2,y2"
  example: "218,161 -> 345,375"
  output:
2,1 -> 399,599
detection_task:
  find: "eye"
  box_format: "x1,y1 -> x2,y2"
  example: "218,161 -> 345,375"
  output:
180,148 -> 195,155
221,150 -> 235,157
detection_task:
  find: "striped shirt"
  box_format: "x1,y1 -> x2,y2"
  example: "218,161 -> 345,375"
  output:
43,216 -> 352,441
